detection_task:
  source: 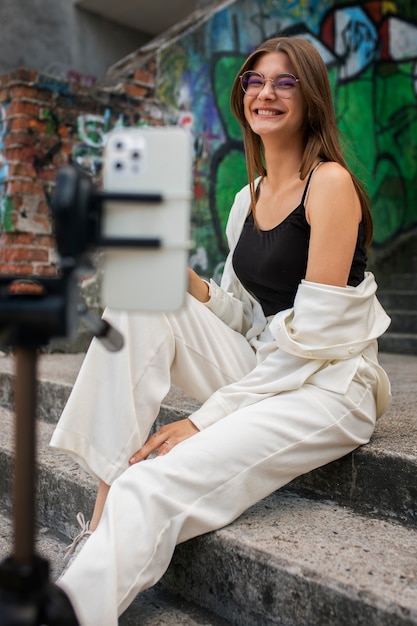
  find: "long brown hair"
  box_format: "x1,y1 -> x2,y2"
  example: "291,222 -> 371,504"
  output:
230,37 -> 373,245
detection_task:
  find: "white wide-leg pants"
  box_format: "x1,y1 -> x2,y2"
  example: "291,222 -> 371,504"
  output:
51,295 -> 378,626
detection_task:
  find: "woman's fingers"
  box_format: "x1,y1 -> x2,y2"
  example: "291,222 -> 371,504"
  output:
129,418 -> 199,464
129,431 -> 164,463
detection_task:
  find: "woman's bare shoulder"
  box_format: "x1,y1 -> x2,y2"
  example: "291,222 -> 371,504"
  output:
313,161 -> 353,187
306,161 -> 361,225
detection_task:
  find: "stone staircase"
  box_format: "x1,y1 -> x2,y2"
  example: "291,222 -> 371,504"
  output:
378,273 -> 417,354
0,350 -> 416,625
374,236 -> 417,355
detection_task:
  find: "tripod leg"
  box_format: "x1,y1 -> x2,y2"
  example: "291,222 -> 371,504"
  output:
14,347 -> 37,564
0,347 -> 80,625
40,582 -> 80,625
0,555 -> 79,625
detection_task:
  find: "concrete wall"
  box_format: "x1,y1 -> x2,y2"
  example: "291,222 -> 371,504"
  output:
0,0 -> 150,84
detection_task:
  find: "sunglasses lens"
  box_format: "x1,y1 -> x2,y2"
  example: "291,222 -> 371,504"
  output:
241,72 -> 263,93
240,72 -> 298,97
275,75 -> 297,90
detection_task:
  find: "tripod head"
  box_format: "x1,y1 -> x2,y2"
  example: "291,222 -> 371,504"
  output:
1,124 -> 193,349
0,163 -> 148,353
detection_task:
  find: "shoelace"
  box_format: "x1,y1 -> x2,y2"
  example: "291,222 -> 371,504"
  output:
64,512 -> 92,559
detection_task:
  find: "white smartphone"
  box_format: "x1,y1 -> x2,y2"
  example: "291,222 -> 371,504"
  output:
100,126 -> 192,311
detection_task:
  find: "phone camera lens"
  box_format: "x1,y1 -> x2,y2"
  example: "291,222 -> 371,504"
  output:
115,141 -> 124,150
131,151 -> 141,160
115,161 -> 123,170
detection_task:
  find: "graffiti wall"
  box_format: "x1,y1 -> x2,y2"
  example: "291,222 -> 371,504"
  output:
157,0 -> 417,277
1,0 -> 415,280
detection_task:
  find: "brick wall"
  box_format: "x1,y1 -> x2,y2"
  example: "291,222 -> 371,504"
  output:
0,60 -> 159,277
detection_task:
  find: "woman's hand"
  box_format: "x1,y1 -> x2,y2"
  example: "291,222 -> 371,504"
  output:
187,268 -> 210,302
129,418 -> 200,464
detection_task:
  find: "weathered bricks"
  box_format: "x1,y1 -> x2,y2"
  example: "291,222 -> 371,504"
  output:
0,59 -> 158,277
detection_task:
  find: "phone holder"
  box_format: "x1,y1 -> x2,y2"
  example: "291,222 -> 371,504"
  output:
0,164 -> 171,625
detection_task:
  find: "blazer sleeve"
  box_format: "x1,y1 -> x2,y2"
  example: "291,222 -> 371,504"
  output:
190,273 -> 392,430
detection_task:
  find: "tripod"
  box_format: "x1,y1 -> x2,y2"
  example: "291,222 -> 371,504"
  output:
0,271 -> 82,624
0,261 -> 127,625
0,165 -> 122,624
0,145 -> 189,622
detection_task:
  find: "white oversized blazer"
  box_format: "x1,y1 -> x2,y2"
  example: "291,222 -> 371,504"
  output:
190,183 -> 392,430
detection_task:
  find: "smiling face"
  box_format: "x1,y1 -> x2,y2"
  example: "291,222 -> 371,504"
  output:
243,51 -> 306,143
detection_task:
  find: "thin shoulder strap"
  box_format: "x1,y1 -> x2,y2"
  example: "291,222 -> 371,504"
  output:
301,162 -> 323,206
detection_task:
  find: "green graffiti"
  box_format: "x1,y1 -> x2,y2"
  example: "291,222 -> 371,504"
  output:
73,113 -> 107,176
213,54 -> 245,142
335,60 -> 417,244
42,108 -> 59,136
210,54 -> 249,257
372,62 -> 417,242
0,194 -> 14,232
215,150 -> 247,234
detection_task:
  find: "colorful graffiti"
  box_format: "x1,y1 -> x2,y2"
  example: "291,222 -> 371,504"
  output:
0,102 -> 13,232
72,110 -> 149,176
43,61 -> 97,88
157,0 -> 417,275
321,2 -> 417,244
73,111 -> 113,175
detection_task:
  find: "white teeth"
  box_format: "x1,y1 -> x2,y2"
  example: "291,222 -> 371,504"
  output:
257,109 -> 279,116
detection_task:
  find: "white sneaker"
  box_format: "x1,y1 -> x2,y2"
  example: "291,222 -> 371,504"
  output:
62,512 -> 92,573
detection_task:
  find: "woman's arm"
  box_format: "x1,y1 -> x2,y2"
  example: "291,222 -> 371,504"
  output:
186,183 -> 266,337
305,162 -> 362,287
187,268 -> 210,302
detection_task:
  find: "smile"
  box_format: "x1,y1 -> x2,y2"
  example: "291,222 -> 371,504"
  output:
255,108 -> 282,116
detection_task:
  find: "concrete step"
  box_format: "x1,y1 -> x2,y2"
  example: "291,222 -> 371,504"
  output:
0,392 -> 415,553
0,352 -> 84,423
387,311 -> 417,334
379,333 -> 417,356
0,352 -> 416,624
2,491 -> 416,626
289,353 -> 417,526
0,402 -> 201,540
163,491 -> 417,626
0,353 -> 416,531
0,352 -> 201,425
0,507 -> 231,626
1,448 -> 416,626
378,291 -> 417,310
384,273 -> 417,291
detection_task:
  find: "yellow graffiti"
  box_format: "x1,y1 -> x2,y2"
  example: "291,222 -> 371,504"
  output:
264,0 -> 329,17
382,1 -> 398,16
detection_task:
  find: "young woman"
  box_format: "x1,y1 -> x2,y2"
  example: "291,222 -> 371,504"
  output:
51,37 -> 391,625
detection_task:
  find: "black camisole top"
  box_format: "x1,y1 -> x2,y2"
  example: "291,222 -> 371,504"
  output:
232,170 -> 367,317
